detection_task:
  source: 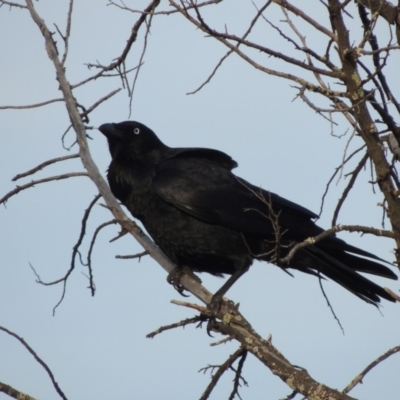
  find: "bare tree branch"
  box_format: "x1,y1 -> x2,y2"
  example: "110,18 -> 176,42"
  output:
0,0 -> 27,9
199,347 -> 247,400
343,344 -> 400,394
169,0 -> 347,99
0,98 -> 64,109
332,152 -> 369,226
280,224 -> 396,266
146,316 -> 204,339
80,88 -> 121,119
12,154 -> 79,181
0,325 -> 67,400
1,172 -> 88,205
0,381 -> 38,400
115,250 -> 149,260
86,219 -> 117,296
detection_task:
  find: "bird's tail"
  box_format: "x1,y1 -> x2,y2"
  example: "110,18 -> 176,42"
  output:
295,245 -> 398,305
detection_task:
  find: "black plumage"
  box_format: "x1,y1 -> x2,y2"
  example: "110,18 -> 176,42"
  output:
99,120 -> 398,306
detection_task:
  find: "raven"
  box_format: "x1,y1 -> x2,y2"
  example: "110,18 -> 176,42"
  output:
99,120 -> 398,306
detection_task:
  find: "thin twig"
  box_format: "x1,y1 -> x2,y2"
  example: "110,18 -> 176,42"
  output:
86,220 -> 118,295
169,0 -> 346,99
146,316 -> 204,339
318,274 -> 345,334
199,348 -> 246,400
332,152 -> 369,226
128,4 -> 156,115
61,0 -> 74,65
280,224 -> 396,265
343,345 -> 400,394
80,88 -> 121,119
71,193 -> 102,271
229,349 -> 248,400
187,0 -> 272,95
12,154 -> 79,181
1,173 -> 88,205
319,145 -> 366,217
115,250 -> 149,260
108,0 -> 221,16
0,0 -> 27,9
0,98 -> 64,109
0,325 -> 68,400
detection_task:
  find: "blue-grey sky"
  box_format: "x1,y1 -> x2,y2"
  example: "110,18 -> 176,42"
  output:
1,1 -> 399,399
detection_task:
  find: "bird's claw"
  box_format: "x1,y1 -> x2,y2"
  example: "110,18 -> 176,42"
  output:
167,267 -> 189,297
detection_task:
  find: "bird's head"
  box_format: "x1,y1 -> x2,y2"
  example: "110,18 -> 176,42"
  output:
98,121 -> 167,163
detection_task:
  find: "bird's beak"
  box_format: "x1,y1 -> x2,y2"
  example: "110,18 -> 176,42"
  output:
98,123 -> 125,141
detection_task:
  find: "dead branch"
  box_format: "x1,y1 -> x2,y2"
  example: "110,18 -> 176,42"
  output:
0,98 -> 64,109
86,220 -> 118,296
318,274 -> 345,334
169,0 -> 347,99
127,4 -> 156,113
85,0 -> 160,72
210,336 -> 234,347
170,299 -> 209,313
187,0 -> 272,95
0,325 -> 67,400
108,0 -> 222,16
332,152 -> 369,226
343,344 -> 400,394
80,88 -> 121,119
71,193 -> 102,275
12,154 -> 79,181
358,4 -> 400,115
319,145 -> 366,217
60,0 -> 73,66
0,0 -> 27,9
229,349 -> 248,400
327,0 -> 400,256
280,224 -> 396,265
0,172 -> 88,205
272,0 -> 337,40
115,250 -> 149,260
0,381 -> 38,400
199,348 -> 247,400
189,1 -> 341,79
146,316 -> 204,339
71,64 -> 141,89
361,45 -> 400,55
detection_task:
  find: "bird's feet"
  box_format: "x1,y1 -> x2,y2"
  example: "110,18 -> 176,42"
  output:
207,293 -> 239,315
167,266 -> 202,297
207,293 -> 223,314
167,266 -> 188,297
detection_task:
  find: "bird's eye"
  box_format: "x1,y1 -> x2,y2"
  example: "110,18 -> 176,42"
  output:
133,128 -> 140,135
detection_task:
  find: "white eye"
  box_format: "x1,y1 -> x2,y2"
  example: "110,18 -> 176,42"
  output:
133,127 -> 140,135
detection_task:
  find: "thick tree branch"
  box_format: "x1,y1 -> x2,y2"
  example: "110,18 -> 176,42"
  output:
328,0 -> 400,255
0,381 -> 38,400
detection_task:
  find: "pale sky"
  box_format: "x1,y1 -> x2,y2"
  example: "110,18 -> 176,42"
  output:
1,1 -> 399,399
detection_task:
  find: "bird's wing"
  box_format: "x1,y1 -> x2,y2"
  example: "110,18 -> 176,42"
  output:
164,147 -> 239,170
153,159 -> 320,240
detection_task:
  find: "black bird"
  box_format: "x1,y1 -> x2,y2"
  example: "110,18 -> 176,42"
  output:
99,121 -> 398,306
